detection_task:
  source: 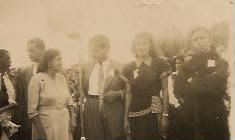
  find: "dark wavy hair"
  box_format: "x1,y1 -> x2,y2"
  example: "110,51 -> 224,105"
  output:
0,49 -> 10,71
37,48 -> 61,73
171,55 -> 184,72
131,32 -> 157,58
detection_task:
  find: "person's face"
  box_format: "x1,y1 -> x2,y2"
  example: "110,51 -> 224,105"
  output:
89,45 -> 109,62
134,38 -> 151,58
216,45 -> 226,58
66,70 -> 74,80
0,52 -> 11,71
27,43 -> 44,62
175,59 -> 183,71
48,54 -> 63,72
191,30 -> 211,54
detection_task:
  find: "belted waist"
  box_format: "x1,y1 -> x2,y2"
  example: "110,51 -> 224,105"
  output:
39,105 -> 67,111
88,90 -> 102,95
87,94 -> 100,98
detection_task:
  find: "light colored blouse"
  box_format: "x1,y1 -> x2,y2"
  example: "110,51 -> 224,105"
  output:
28,73 -> 74,119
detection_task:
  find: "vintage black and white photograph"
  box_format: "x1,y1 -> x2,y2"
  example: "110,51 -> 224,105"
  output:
0,0 -> 234,140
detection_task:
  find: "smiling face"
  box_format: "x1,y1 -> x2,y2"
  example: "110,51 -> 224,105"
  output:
175,58 -> 184,71
48,54 -> 63,73
133,38 -> 152,58
0,52 -> 11,72
191,29 -> 212,54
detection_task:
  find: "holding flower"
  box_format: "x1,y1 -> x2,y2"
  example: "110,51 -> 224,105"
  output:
0,49 -> 19,140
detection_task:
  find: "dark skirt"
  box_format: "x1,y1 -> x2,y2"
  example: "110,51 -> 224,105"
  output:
129,113 -> 161,140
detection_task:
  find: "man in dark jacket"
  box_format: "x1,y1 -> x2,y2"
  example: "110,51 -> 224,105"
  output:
16,38 -> 45,140
173,27 -> 229,140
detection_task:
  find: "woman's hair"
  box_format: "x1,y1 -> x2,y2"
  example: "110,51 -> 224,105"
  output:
0,49 -> 9,58
0,49 -> 9,71
37,48 -> 61,73
131,32 -> 157,58
171,55 -> 184,72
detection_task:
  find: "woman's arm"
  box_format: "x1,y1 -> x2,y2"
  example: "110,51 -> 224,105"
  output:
68,105 -> 76,118
28,75 -> 46,138
124,82 -> 132,134
160,76 -> 169,138
161,77 -> 169,115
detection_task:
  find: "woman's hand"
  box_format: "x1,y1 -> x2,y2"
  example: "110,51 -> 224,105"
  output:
70,115 -> 77,133
32,116 -> 47,140
178,97 -> 184,105
160,116 -> 169,139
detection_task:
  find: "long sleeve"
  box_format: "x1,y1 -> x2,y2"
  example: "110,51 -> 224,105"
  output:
28,75 -> 40,119
191,59 -> 228,96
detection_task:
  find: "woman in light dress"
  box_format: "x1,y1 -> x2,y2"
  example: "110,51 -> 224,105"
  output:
28,48 -> 76,140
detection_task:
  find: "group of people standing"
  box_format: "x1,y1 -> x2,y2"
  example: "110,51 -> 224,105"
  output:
0,26 -> 230,140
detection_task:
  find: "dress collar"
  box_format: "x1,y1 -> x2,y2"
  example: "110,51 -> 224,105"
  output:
136,57 -> 152,68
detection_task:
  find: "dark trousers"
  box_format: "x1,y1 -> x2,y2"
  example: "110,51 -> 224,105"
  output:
11,120 -> 32,140
84,97 -> 113,140
169,100 -> 229,140
11,105 -> 32,140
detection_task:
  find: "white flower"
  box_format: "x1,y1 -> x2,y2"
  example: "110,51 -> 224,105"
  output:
187,77 -> 193,83
134,69 -> 139,79
1,119 -> 20,137
208,60 -> 216,67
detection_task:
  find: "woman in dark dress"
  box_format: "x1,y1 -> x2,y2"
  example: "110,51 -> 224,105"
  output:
123,32 -> 170,140
0,49 -> 19,140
